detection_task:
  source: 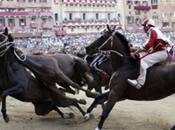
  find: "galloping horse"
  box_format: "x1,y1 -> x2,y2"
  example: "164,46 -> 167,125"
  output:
11,36 -> 98,105
85,25 -> 175,130
0,28 -> 86,123
21,53 -> 97,104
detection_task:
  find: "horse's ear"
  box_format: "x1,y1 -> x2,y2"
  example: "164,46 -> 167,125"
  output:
107,24 -> 110,30
107,24 -> 112,33
4,27 -> 8,35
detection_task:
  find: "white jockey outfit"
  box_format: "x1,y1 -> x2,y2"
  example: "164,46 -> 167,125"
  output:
137,27 -> 173,86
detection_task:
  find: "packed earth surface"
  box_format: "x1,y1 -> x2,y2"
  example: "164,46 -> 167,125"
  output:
0,87 -> 175,130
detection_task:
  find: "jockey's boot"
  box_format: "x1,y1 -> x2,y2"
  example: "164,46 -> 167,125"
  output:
101,73 -> 110,84
127,79 -> 142,89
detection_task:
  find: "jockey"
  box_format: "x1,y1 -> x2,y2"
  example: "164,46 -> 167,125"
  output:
90,51 -> 110,84
127,18 -> 174,89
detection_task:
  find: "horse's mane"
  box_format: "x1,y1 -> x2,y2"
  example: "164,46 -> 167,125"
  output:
115,31 -> 138,64
115,32 -> 131,55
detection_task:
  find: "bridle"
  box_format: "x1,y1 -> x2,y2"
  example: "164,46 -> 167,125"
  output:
98,31 -> 115,50
0,33 -> 13,57
0,33 -> 26,61
97,31 -> 132,59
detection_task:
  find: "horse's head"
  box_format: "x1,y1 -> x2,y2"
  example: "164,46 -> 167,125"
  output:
86,24 -> 134,71
0,27 -> 15,56
0,27 -> 8,44
86,24 -> 118,55
86,24 -> 131,57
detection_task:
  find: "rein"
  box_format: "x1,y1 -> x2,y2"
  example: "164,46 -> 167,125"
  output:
0,33 -> 26,61
0,33 -> 13,57
13,47 -> 26,61
98,31 -> 132,59
104,50 -> 132,58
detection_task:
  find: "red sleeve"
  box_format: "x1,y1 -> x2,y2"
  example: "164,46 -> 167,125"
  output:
143,29 -> 157,52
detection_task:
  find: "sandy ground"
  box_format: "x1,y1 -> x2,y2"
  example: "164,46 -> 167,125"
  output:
0,88 -> 175,130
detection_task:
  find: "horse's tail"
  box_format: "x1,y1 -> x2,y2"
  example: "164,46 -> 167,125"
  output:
74,56 -> 93,83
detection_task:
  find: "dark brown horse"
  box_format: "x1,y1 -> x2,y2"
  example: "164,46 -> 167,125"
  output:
19,50 -> 97,105
0,28 -> 86,123
85,25 -> 175,130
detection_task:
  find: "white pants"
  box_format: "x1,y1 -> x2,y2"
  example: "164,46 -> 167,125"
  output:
137,50 -> 168,85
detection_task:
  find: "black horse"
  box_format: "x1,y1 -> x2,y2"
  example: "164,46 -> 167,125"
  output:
0,27 -> 86,123
85,25 -> 175,130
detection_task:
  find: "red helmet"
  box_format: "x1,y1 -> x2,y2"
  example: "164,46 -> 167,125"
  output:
142,19 -> 155,28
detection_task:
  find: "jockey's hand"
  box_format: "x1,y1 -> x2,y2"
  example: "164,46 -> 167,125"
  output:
130,48 -> 142,59
130,52 -> 136,57
130,52 -> 139,59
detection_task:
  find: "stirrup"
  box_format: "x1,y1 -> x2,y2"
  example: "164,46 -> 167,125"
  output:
127,79 -> 142,89
135,83 -> 142,89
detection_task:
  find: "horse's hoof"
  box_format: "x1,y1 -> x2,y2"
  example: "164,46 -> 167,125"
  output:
80,99 -> 86,105
95,127 -> 101,130
63,113 -> 75,119
84,113 -> 94,122
68,113 -> 74,118
4,115 -> 9,123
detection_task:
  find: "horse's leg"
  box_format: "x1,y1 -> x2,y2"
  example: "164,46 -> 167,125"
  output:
57,102 -> 85,117
51,92 -> 86,116
84,91 -> 109,121
1,85 -> 24,123
48,84 -> 86,105
73,103 -> 86,116
59,87 -> 75,94
52,105 -> 75,118
94,86 -> 106,110
56,71 -> 98,97
85,85 -> 94,98
95,87 -> 106,110
95,90 -> 118,130
58,83 -> 76,95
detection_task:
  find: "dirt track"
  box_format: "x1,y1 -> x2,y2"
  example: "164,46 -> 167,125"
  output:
0,89 -> 175,130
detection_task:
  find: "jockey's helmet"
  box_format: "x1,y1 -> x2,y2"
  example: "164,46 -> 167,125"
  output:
142,19 -> 155,28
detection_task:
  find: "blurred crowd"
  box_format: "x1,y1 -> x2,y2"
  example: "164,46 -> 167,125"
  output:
13,30 -> 175,56
14,34 -> 99,55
